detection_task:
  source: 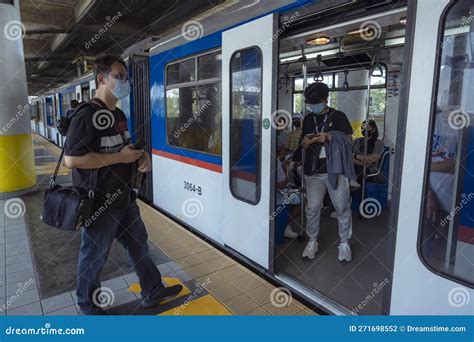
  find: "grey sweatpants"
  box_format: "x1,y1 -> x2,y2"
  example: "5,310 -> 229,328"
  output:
305,173 -> 352,243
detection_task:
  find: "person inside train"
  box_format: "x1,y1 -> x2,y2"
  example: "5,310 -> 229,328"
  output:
298,82 -> 354,262
280,113 -> 304,155
275,150 -> 301,240
424,107 -> 458,256
352,118 -> 384,184
63,55 -> 182,315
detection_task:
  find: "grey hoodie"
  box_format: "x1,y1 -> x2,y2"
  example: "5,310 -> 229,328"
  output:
326,130 -> 357,189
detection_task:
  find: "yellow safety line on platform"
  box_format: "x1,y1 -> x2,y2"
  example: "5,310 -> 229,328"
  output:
160,294 -> 232,316
128,277 -> 192,305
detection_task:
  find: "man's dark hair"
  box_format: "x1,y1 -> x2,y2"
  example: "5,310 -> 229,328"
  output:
93,55 -> 127,87
70,99 -> 79,108
304,82 -> 330,104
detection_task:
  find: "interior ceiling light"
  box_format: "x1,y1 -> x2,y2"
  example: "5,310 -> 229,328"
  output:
400,17 -> 407,25
306,36 -> 330,45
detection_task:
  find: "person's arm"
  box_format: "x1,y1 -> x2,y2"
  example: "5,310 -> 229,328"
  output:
64,146 -> 142,169
137,151 -> 152,173
63,108 -> 141,169
276,159 -> 288,190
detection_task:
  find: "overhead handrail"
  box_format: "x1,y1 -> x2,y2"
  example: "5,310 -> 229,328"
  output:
342,69 -> 349,90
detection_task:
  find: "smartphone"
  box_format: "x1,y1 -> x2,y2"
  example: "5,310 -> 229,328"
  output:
130,140 -> 147,150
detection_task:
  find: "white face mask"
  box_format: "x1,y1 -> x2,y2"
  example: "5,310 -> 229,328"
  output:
307,103 -> 326,114
111,79 -> 131,100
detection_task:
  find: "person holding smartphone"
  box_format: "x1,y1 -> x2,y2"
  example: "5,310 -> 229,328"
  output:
299,82 -> 354,261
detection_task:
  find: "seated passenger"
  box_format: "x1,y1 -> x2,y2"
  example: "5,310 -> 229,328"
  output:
280,113 -> 303,156
352,119 -> 384,184
275,155 -> 300,240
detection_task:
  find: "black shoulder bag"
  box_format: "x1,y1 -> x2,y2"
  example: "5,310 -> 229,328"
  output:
40,151 -> 98,231
41,101 -> 100,231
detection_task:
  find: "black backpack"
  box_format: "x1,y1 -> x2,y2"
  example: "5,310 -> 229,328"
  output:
56,100 -> 101,136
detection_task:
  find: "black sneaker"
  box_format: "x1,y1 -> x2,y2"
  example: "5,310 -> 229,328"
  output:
79,306 -> 107,315
142,284 -> 183,308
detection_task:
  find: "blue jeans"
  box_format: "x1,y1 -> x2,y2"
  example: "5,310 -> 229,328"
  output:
76,200 -> 164,309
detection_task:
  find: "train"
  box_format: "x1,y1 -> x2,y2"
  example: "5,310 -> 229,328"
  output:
30,0 -> 473,316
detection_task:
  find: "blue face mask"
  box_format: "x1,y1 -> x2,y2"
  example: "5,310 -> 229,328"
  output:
111,79 -> 131,100
308,103 -> 326,114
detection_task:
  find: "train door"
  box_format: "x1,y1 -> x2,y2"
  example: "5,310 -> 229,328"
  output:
390,0 -> 473,314
222,14 -> 277,268
274,2 -> 407,315
129,55 -> 153,202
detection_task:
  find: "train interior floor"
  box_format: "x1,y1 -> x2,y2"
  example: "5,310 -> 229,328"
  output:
275,210 -> 392,315
0,133 -> 314,316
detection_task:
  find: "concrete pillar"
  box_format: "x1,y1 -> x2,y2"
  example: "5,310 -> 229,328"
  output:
0,0 -> 36,198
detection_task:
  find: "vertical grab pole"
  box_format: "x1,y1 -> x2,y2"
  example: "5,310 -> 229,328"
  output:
300,46 -> 307,235
362,68 -> 373,203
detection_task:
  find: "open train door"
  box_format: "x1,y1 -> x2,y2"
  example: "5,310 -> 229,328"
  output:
222,14 -> 277,268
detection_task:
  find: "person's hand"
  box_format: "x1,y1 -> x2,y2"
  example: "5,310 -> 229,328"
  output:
137,151 -> 152,173
367,154 -> 379,164
315,132 -> 331,142
119,145 -> 143,164
425,191 -> 440,223
301,136 -> 312,149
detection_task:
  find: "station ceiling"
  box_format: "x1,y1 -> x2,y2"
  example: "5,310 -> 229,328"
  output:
21,0 -> 224,95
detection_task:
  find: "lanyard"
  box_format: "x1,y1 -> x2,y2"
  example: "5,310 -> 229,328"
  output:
313,111 -> 329,134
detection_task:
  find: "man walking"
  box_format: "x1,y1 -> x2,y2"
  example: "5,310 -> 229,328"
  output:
64,55 -> 182,315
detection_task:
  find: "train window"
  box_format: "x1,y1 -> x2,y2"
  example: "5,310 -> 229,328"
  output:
419,0 -> 474,286
167,58 -> 196,85
198,52 -> 221,80
165,50 -> 222,155
229,47 -> 262,204
292,67 -> 387,137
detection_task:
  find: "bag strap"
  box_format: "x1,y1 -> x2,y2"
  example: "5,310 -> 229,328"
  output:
50,148 -> 65,187
49,100 -> 103,193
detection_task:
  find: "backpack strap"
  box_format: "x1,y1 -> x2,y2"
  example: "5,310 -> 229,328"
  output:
49,100 -> 102,190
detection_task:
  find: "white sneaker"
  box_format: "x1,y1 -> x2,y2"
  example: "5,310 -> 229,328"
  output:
350,179 -> 361,188
338,242 -> 352,262
302,240 -> 319,259
329,210 -> 338,219
284,225 -> 298,239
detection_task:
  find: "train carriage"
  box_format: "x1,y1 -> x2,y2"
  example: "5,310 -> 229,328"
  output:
33,0 -> 473,316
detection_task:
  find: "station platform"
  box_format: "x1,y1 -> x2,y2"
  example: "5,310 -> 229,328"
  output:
0,133 -> 314,316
